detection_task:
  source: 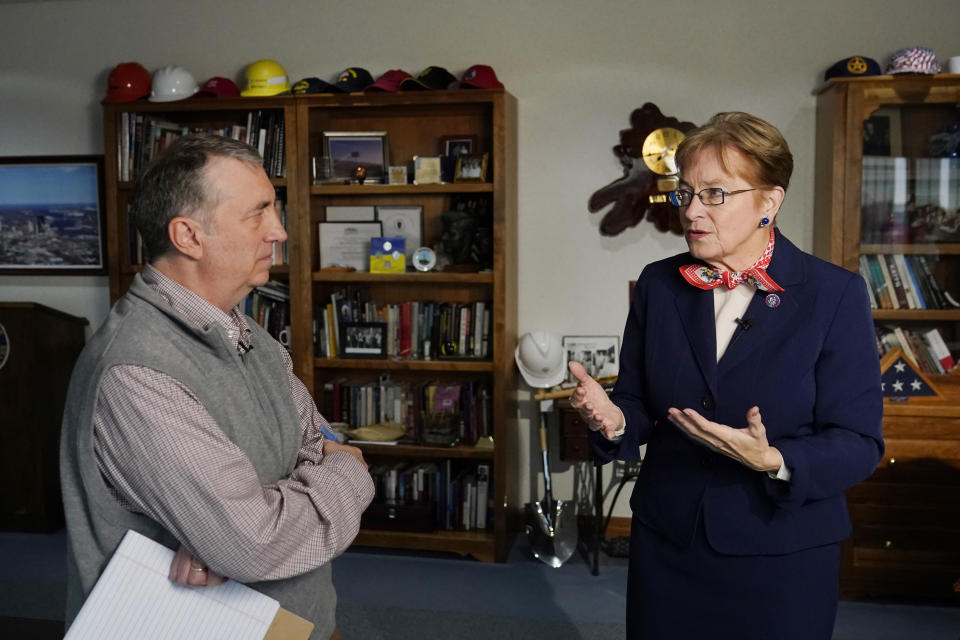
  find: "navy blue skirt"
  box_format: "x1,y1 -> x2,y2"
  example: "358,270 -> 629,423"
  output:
627,516 -> 840,640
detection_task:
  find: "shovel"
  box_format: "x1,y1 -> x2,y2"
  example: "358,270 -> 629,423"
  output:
525,404 -> 577,567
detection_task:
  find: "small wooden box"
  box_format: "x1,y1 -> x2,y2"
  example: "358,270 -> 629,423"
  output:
559,404 -> 592,462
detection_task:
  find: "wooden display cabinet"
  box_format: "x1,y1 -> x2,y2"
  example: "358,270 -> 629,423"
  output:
0,303 -> 87,530
102,89 -> 518,562
814,74 -> 960,601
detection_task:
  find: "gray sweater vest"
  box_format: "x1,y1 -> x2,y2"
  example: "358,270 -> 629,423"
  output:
60,274 -> 335,639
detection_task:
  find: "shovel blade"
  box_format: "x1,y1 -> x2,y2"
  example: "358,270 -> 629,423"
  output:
524,499 -> 577,567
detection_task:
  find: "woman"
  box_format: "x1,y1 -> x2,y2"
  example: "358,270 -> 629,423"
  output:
569,112 -> 883,639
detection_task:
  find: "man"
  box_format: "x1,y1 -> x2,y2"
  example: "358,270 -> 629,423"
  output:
60,134 -> 374,639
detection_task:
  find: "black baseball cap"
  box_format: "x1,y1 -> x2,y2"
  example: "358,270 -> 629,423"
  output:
292,77 -> 341,94
400,66 -> 457,90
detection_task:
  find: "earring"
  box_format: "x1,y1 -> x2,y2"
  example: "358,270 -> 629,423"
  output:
759,217 -> 770,228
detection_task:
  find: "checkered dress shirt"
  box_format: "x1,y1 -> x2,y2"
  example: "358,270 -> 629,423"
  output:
94,265 -> 373,581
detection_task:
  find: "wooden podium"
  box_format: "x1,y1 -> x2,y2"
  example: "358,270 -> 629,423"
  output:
0,302 -> 87,530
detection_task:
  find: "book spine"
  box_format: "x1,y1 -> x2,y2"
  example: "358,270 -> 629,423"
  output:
923,327 -> 956,371
859,255 -> 878,309
892,326 -> 919,367
877,254 -> 902,309
894,254 -> 921,309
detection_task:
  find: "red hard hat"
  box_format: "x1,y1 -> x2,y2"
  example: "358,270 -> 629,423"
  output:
104,62 -> 151,103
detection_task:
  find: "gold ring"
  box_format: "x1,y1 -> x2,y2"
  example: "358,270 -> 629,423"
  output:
190,565 -> 207,572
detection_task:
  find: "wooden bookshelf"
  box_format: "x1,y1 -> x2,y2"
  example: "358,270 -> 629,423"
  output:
814,74 -> 960,602
102,88 -> 518,562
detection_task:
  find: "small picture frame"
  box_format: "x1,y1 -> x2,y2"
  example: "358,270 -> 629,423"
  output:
341,322 -> 387,358
322,131 -> 389,183
387,165 -> 408,185
376,205 -> 423,263
325,205 -> 376,221
454,152 -> 489,183
440,134 -> 478,157
413,156 -> 441,185
562,335 -> 620,381
863,107 -> 902,157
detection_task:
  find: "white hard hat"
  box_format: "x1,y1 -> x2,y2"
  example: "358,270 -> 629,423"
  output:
149,65 -> 199,102
515,330 -> 566,388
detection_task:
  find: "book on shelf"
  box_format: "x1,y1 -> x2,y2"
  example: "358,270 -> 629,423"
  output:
316,289 -> 493,362
876,324 -> 957,376
882,254 -> 909,310
320,377 -> 491,446
864,255 -> 893,309
875,254 -> 899,310
859,256 -> 878,309
245,281 -> 291,350
362,460 -> 491,532
923,327 -> 956,372
116,109 -> 285,181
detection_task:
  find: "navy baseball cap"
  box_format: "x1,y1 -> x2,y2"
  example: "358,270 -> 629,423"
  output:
336,67 -> 374,92
824,56 -> 882,81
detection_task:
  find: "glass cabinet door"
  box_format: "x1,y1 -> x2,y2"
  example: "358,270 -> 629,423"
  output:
858,99 -> 960,373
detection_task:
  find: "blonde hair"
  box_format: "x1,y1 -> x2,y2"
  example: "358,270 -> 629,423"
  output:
675,112 -> 793,190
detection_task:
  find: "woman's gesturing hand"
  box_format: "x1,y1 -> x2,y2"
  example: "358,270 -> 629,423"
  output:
666,405 -> 784,472
568,361 -> 625,439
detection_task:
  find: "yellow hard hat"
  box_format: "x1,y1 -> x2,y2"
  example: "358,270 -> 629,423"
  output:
241,59 -> 290,97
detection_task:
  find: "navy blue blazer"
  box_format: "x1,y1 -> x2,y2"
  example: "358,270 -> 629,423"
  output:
592,230 -> 884,555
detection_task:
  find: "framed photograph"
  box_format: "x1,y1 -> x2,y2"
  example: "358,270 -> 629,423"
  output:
376,205 -> 422,262
562,335 -> 620,381
863,107 -> 902,156
322,131 -> 389,183
0,155 -> 106,274
454,152 -> 489,183
318,221 -> 383,271
387,165 -> 408,185
440,134 -> 478,157
341,322 -> 387,358
325,205 -> 376,221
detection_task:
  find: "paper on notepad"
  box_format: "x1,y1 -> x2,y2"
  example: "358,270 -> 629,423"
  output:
66,529 -> 280,640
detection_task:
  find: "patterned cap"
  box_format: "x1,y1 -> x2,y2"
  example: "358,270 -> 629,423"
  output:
886,47 -> 941,74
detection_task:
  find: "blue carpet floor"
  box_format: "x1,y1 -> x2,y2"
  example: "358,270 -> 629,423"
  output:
1,529 -> 958,638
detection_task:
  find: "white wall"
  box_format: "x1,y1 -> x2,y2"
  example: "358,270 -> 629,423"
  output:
2,0 -> 958,517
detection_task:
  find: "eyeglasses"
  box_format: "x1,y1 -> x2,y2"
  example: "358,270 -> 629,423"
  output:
669,187 -> 757,207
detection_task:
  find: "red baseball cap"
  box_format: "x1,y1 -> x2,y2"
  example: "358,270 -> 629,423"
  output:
197,76 -> 241,98
457,64 -> 503,89
365,69 -> 413,92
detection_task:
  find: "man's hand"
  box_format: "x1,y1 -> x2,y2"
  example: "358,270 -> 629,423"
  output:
323,439 -> 368,469
666,405 -> 783,472
169,544 -> 227,587
568,361 -> 625,439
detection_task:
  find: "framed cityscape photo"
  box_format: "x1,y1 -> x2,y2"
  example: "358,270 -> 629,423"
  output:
0,155 -> 106,274
340,322 -> 387,358
322,131 -> 389,183
562,335 -> 620,381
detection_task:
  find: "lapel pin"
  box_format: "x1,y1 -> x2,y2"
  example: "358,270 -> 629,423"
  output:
765,293 -> 781,308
